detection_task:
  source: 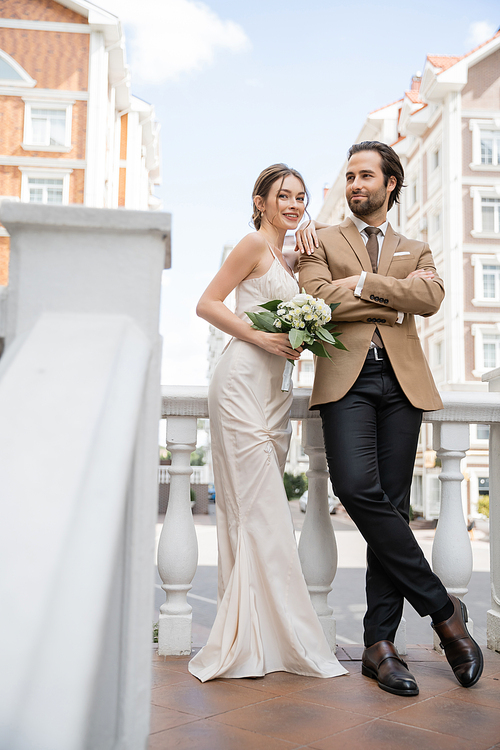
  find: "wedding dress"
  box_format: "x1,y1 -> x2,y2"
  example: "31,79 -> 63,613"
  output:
188,246 -> 348,682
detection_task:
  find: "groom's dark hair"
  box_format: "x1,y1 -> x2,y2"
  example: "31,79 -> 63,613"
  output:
347,141 -> 405,211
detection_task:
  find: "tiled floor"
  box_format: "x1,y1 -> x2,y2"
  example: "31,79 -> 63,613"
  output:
149,645 -> 500,749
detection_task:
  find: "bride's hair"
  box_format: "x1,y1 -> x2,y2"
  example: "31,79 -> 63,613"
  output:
251,163 -> 310,230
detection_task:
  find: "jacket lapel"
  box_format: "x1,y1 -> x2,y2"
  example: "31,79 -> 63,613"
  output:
339,217 -> 372,273
377,223 -> 401,276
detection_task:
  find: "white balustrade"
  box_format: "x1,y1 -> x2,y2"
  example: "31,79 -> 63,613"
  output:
298,418 -> 338,650
157,415 -> 199,655
161,386 -> 500,657
431,423 -> 473,647
483,367 -> 500,650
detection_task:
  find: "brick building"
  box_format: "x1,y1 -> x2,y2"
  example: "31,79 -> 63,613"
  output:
0,0 -> 161,285
318,30 -> 500,519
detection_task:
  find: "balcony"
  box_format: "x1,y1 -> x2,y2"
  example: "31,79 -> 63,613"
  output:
154,384 -> 500,748
1,202 -> 499,749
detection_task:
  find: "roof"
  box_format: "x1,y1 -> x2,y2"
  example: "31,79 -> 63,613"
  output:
369,98 -> 403,115
427,27 -> 500,75
405,89 -> 424,104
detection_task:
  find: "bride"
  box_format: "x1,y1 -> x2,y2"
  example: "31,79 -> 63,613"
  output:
189,164 -> 347,682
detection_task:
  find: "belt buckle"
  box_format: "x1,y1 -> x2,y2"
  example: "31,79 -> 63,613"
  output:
373,346 -> 383,361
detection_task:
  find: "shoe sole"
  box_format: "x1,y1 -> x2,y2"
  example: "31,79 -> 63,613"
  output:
361,664 -> 419,696
456,599 -> 484,688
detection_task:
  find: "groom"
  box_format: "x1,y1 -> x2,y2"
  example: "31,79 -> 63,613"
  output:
298,141 -> 483,696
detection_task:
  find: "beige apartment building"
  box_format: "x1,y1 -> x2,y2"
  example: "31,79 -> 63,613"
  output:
318,30 -> 500,519
0,0 -> 161,285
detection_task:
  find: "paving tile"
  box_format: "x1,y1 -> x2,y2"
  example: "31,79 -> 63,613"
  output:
149,704 -> 198,734
445,673 -> 500,710
218,670 -> 326,696
405,646 -> 448,662
339,645 -> 364,661
151,665 -> 192,689
148,718 -> 300,749
150,679 -> 268,717
211,695 -> 370,744
294,673 -> 425,718
152,653 -> 193,673
307,717 -> 489,750
385,694 -> 500,746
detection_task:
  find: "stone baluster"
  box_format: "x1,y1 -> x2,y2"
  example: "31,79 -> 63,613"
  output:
482,367 -> 500,652
432,422 -> 472,648
298,418 -> 338,650
157,416 -> 198,655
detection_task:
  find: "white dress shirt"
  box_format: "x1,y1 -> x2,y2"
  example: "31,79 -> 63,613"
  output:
350,214 -> 404,325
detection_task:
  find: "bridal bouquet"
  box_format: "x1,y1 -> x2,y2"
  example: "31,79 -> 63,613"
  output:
246,290 -> 346,391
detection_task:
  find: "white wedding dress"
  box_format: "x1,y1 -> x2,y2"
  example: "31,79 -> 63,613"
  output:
188,247 -> 348,682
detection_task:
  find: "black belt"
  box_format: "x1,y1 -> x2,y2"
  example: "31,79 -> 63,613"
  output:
366,347 -> 385,361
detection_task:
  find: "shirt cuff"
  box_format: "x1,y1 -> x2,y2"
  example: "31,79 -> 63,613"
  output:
354,271 -> 366,297
396,312 -> 404,324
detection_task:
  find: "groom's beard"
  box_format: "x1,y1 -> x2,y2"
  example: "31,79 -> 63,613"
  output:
348,186 -> 387,217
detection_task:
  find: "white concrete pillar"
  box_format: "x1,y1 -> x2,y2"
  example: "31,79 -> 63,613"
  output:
298,418 -> 338,651
483,367 -> 500,652
432,422 -> 473,648
157,416 -> 199,655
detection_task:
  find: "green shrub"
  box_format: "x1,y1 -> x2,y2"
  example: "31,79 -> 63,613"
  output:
283,472 -> 308,500
477,495 -> 489,518
152,621 -> 158,643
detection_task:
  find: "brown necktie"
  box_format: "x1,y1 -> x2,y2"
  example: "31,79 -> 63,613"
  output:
364,227 -> 383,348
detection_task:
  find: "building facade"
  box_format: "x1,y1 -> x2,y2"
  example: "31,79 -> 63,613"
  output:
0,0 -> 161,285
317,31 -> 500,519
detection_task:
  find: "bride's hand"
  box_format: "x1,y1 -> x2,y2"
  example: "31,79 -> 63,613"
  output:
255,332 -> 302,359
295,221 -> 318,255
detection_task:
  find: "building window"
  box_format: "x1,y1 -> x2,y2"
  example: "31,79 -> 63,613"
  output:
471,324 -> 500,376
482,263 -> 500,299
22,100 -> 73,152
470,188 -> 500,238
0,48 -> 36,87
483,335 -> 500,369
433,340 -> 443,367
471,255 -> 500,305
480,130 -> 500,166
31,109 -> 66,147
28,177 -> 63,204
432,149 -> 440,170
470,119 -> 500,170
20,168 -> 72,205
482,197 -> 500,234
431,212 -> 441,235
476,424 -> 490,441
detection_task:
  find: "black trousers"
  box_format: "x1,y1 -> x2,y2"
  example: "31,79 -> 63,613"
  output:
320,352 -> 448,646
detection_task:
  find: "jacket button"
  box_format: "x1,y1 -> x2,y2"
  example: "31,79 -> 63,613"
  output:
370,295 -> 374,300
384,299 -> 389,304
367,317 -> 372,322
374,296 -> 380,302
381,319 -> 386,323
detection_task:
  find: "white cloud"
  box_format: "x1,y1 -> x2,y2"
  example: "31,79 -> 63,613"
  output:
103,0 -> 251,83
466,21 -> 497,49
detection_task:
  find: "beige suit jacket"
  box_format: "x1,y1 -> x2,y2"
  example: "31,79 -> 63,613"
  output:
298,217 -> 444,412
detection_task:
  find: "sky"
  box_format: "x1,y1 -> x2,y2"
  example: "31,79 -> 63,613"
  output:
102,0 -> 499,386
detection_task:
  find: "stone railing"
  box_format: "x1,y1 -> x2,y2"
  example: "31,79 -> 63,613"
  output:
158,383 -> 500,657
0,202 -> 171,750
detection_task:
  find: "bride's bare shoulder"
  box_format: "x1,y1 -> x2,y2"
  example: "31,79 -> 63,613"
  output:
233,232 -> 268,256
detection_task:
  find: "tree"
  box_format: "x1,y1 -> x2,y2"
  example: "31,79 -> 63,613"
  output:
283,472 -> 308,500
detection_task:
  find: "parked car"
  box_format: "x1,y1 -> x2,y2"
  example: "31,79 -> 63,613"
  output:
299,489 -> 339,514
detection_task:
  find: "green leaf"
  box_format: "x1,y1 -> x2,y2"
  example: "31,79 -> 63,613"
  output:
329,302 -> 340,313
315,327 -> 337,345
289,329 -> 306,349
259,299 -> 282,312
307,340 -> 331,359
333,339 -> 348,351
246,311 -> 278,333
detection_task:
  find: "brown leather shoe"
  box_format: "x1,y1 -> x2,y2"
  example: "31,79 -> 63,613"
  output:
432,595 -> 483,688
362,641 -> 419,696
